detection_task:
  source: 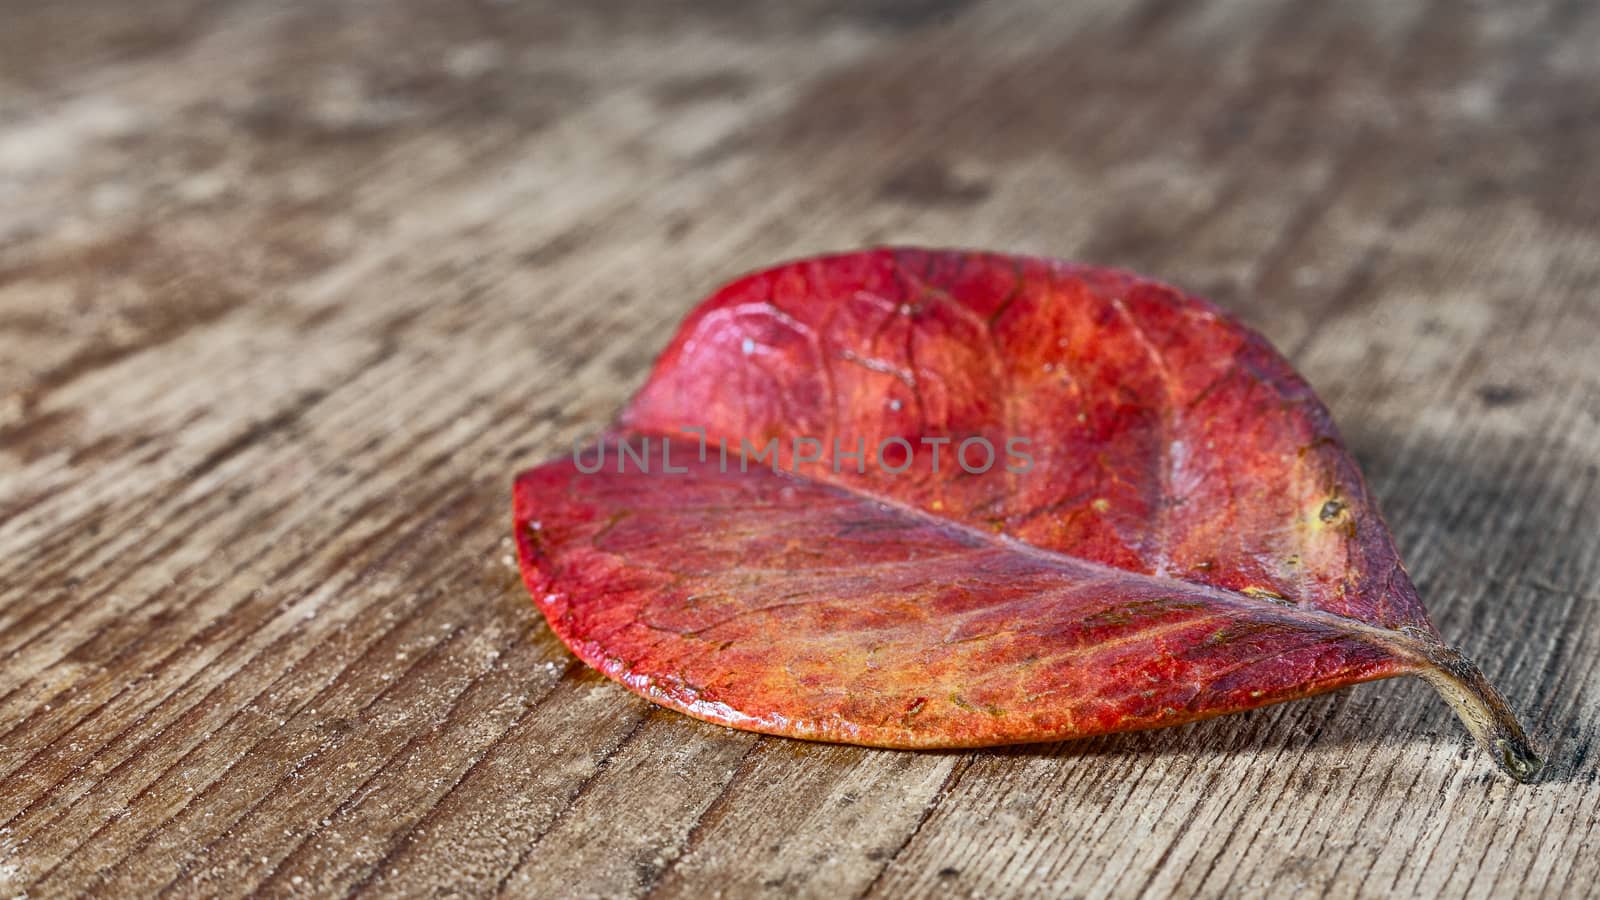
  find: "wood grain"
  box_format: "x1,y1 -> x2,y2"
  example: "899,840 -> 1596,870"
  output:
2,1 -> 1596,897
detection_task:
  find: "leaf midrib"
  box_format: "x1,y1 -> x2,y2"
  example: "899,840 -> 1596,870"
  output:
609,426 -> 1442,669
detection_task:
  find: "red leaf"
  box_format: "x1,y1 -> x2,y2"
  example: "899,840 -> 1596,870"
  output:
514,248 -> 1540,780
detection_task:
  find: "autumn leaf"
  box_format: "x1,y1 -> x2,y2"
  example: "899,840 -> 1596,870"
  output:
513,248 -> 1541,781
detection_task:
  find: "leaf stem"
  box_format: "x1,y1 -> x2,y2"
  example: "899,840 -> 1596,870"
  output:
1412,641 -> 1543,782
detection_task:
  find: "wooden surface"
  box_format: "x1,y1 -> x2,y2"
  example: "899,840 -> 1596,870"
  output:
2,1 -> 1597,896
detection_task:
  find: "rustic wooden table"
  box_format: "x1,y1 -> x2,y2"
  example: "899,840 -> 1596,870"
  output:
2,1 -> 1596,896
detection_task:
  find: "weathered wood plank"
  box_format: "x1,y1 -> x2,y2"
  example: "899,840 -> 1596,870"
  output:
2,1 -> 1597,897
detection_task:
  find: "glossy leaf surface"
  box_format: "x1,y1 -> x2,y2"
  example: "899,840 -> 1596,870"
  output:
514,248 -> 1539,779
